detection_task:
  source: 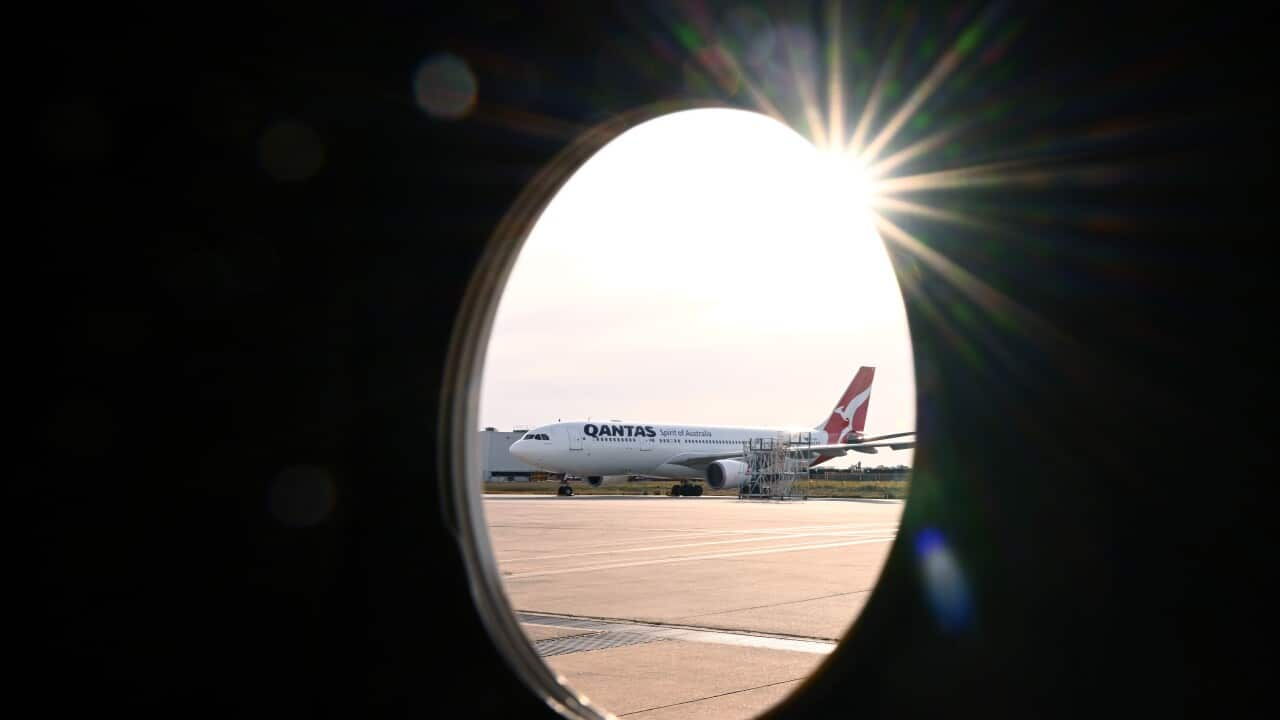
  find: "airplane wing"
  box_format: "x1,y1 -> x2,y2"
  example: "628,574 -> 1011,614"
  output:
786,431 -> 916,459
663,450 -> 744,474
788,440 -> 915,457
664,432 -> 915,471
839,431 -> 916,443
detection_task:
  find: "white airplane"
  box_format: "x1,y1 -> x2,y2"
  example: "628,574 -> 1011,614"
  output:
507,366 -> 915,496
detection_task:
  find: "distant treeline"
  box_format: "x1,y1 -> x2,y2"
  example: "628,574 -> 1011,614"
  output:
810,465 -> 911,480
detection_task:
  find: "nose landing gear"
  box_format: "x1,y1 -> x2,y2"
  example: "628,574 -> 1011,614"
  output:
553,474 -> 574,496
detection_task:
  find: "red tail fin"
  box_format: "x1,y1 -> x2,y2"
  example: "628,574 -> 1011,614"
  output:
816,367 -> 875,442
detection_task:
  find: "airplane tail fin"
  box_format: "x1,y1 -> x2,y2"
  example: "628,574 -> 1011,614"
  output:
815,366 -> 875,441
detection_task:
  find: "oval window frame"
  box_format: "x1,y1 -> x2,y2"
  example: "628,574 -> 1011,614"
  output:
437,100 -> 914,720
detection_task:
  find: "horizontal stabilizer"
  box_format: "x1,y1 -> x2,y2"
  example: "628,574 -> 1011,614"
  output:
849,431 -> 916,443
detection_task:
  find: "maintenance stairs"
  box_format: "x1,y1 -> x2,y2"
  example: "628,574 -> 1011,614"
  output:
737,432 -> 814,500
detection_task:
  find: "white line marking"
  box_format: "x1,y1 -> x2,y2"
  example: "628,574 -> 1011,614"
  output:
503,536 -> 896,579
498,528 -> 899,563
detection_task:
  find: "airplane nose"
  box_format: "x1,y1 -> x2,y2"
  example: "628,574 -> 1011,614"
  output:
509,440 -> 532,463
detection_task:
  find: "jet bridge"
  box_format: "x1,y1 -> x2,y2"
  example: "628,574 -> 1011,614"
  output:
738,432 -> 814,500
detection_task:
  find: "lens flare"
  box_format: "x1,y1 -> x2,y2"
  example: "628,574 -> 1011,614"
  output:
914,527 -> 973,633
414,53 -> 478,120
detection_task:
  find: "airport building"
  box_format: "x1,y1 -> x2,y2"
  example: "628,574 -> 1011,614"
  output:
478,428 -> 540,481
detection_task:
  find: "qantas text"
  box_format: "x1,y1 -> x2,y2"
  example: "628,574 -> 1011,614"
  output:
583,423 -> 657,438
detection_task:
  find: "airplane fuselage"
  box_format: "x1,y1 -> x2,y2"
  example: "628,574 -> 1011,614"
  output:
509,421 -> 830,478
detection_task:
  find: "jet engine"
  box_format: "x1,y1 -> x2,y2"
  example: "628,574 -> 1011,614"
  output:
705,460 -> 748,490
585,474 -> 630,487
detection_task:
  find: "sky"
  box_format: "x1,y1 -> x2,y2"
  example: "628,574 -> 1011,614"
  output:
479,108 -> 915,467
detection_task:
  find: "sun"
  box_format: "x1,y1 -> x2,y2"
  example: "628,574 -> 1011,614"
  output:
811,149 -> 877,229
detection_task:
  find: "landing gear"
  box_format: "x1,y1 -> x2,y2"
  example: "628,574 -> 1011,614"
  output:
670,482 -> 704,497
556,478 -> 574,496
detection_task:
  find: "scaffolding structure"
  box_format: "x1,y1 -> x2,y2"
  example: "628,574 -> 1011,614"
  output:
738,431 -> 814,500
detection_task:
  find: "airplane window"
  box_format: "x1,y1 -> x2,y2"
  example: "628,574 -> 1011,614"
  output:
470,107 -> 916,720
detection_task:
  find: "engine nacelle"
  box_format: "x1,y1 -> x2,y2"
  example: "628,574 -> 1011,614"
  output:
585,474 -> 630,487
705,460 -> 748,490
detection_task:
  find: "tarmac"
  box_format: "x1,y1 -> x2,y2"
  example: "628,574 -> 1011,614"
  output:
483,493 -> 903,719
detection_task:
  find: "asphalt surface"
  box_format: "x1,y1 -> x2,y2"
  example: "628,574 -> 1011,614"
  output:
484,494 -> 903,718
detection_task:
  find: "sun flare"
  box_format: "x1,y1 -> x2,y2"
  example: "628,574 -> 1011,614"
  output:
811,148 -> 877,230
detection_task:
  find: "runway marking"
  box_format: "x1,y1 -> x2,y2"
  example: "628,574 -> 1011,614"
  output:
487,526 -> 757,547
715,522 -> 900,533
674,587 -> 878,627
618,677 -> 806,717
498,527 -> 899,563
503,536 -> 896,579
488,521 -> 899,547
488,521 -> 899,536
518,612 -> 836,656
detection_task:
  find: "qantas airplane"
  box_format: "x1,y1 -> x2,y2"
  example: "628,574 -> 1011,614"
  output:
507,366 -> 914,496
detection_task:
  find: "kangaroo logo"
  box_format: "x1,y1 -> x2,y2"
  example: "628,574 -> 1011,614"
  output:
832,386 -> 872,441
